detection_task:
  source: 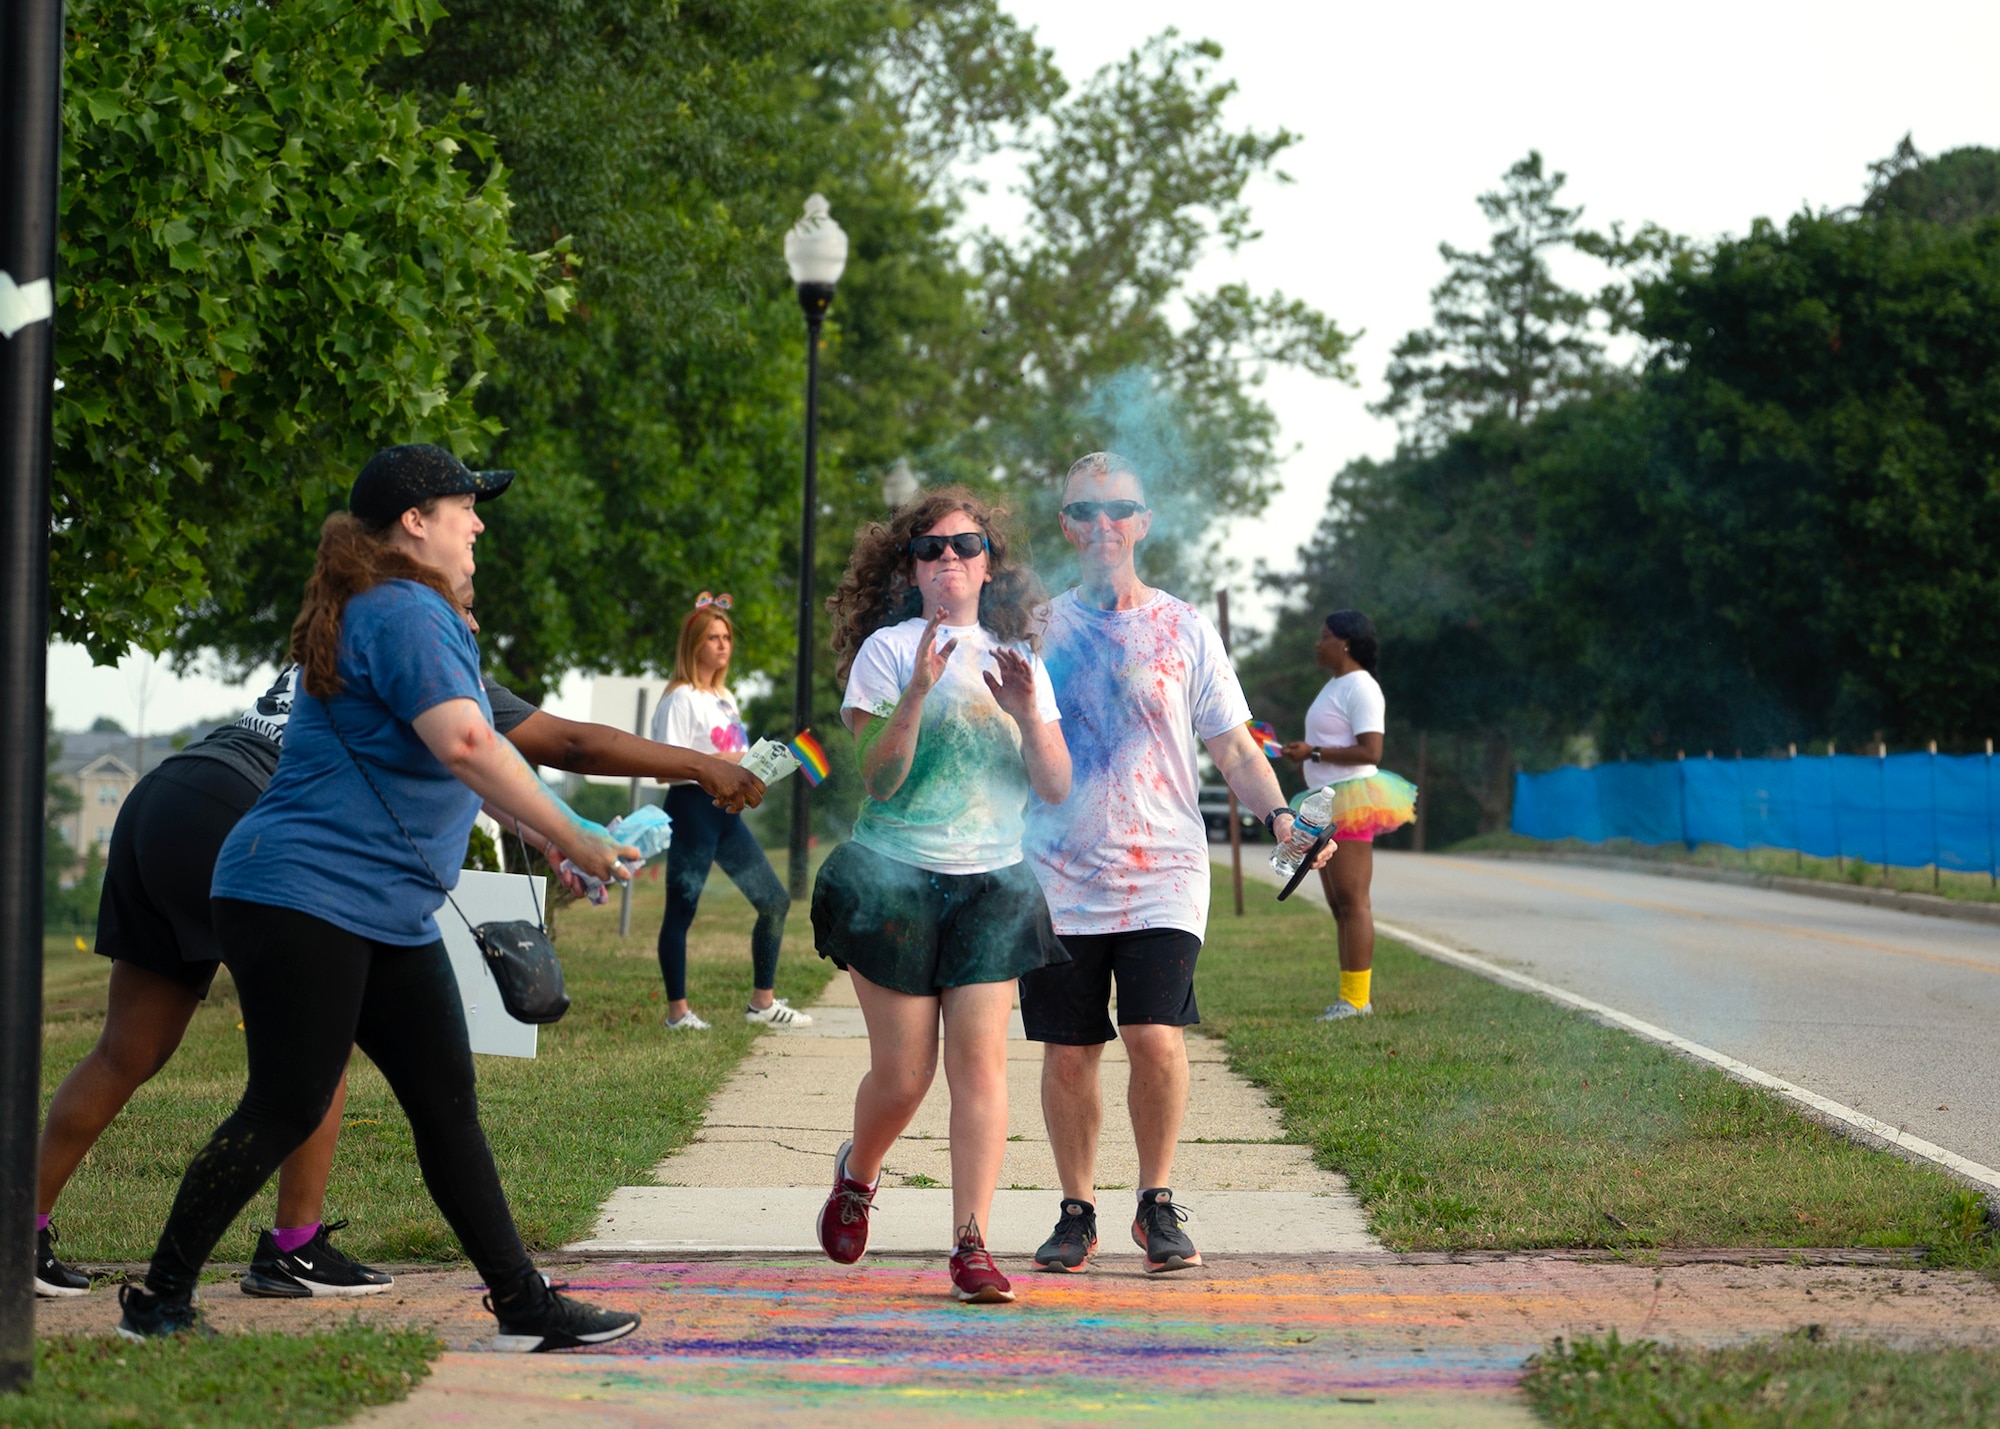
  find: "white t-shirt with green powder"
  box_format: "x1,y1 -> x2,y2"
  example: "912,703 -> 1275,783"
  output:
840,617 -> 1061,876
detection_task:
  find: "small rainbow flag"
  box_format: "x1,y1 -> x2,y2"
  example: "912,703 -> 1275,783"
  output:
1249,719 -> 1284,759
789,729 -> 831,787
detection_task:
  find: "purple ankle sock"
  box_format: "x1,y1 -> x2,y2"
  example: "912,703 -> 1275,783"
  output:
36,1213 -> 51,1232
272,1222 -> 321,1254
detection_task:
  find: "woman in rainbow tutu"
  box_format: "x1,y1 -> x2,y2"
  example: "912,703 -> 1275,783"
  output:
1280,610 -> 1417,1021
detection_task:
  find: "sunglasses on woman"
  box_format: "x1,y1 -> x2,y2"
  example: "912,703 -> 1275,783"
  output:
1060,500 -> 1148,523
906,532 -> 989,562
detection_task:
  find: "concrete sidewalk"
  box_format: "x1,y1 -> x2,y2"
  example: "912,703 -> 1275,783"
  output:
570,967 -> 1377,1257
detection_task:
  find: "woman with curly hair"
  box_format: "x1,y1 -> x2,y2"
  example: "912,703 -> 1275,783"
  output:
811,487 -> 1071,1304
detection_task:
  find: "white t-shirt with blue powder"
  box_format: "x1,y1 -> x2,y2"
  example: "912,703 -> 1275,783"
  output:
1023,589 -> 1252,938
841,617 -> 1061,876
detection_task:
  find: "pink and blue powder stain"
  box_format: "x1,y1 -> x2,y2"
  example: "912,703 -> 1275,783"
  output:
711,720 -> 748,754
491,1261 -> 1534,1421
1023,592 -> 1236,932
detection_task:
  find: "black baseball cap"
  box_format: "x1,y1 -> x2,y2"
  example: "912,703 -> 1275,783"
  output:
349,444 -> 515,527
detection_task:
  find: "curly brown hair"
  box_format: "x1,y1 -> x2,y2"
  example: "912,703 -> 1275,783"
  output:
827,486 -> 1046,685
290,509 -> 464,699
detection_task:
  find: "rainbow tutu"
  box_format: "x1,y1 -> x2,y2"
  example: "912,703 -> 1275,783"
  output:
1294,771 -> 1418,841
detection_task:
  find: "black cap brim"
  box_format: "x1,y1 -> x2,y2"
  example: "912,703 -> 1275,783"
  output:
469,470 -> 516,502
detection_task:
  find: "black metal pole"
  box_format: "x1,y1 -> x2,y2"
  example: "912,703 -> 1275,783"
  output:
1,0 -> 64,1395
789,285 -> 832,901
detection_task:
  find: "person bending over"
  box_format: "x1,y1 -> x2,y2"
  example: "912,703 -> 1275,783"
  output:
115,445 -> 641,1352
811,489 -> 1070,1304
35,561 -> 761,1302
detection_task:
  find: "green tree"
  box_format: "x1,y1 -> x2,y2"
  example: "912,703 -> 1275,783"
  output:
56,0 -> 564,663
1864,136 -> 2000,227
1629,206 -> 2000,745
1374,151 -> 1609,447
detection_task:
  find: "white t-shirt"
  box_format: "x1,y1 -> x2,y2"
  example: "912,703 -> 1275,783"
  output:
1302,670 -> 1386,788
651,684 -> 749,784
1023,589 -> 1252,938
841,617 -> 1061,876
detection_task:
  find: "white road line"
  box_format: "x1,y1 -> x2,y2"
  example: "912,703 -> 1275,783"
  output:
1375,918 -> 2000,1197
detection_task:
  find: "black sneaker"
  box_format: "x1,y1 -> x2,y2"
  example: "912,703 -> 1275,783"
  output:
1033,1199 -> 1099,1273
1131,1188 -> 1202,1273
241,1220 -> 393,1298
484,1282 -> 641,1353
35,1223 -> 90,1298
116,1284 -> 214,1342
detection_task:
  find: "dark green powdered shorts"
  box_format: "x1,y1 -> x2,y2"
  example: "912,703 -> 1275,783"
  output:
810,840 -> 1068,995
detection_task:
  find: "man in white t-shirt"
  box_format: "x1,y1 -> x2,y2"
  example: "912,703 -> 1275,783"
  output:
1020,451 -> 1323,1275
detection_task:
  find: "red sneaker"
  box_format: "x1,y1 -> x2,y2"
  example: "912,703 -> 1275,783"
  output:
948,1223 -> 1015,1305
817,1139 -> 877,1265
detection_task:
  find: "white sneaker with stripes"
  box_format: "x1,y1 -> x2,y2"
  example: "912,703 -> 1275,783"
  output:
745,999 -> 813,1028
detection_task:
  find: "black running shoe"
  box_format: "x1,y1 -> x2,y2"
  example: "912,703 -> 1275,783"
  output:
116,1284 -> 214,1342
1131,1188 -> 1202,1273
1033,1199 -> 1099,1273
35,1223 -> 90,1298
484,1284 -> 641,1352
241,1220 -> 394,1298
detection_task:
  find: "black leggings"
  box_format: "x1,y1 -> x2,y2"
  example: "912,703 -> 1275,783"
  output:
655,783 -> 790,1002
146,898 -> 534,1299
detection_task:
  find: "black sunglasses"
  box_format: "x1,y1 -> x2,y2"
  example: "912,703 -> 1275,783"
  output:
907,531 -> 989,562
1060,500 -> 1148,523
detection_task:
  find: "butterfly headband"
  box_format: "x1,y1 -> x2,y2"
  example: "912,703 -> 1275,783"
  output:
695,591 -> 733,612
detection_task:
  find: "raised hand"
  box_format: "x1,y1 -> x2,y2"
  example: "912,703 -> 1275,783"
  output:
906,610 -> 959,701
982,647 -> 1040,721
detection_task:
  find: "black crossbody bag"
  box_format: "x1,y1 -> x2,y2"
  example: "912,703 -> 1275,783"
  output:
326,706 -> 571,1024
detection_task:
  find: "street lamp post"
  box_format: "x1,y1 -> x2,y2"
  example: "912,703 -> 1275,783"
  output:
782,195 -> 847,901
0,0 -> 64,1394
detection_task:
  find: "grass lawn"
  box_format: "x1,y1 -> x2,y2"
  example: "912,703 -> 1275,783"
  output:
1454,831 -> 2000,905
1196,871 -> 1996,1264
1521,1330 -> 2000,1427
3,1324 -> 440,1427
40,857 -> 831,1267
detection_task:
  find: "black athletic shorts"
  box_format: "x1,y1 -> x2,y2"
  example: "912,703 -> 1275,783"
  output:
1018,927 -> 1203,1045
811,840 -> 1068,996
94,759 -> 262,998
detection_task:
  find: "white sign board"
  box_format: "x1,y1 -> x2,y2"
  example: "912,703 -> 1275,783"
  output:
584,675 -> 670,787
440,869 -> 550,1059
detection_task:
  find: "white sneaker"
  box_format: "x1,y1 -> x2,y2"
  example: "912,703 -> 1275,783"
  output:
664,1010 -> 711,1031
1319,1000 -> 1373,1021
745,999 -> 813,1028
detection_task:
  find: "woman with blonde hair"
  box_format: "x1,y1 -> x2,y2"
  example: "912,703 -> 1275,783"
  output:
649,594 -> 802,1030
811,487 -> 1071,1304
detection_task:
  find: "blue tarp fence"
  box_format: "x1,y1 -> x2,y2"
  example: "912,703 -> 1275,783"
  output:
1512,753 -> 2000,875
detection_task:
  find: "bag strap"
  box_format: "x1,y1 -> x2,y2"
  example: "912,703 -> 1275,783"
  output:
322,700 -> 546,936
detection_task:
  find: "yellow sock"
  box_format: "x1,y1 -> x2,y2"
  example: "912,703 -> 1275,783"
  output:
1340,969 -> 1372,1010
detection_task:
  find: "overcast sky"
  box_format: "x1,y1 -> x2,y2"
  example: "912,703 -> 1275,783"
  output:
49,0 -> 2000,730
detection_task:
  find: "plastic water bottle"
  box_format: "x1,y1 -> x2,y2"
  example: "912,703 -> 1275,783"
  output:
1269,786 -> 1336,879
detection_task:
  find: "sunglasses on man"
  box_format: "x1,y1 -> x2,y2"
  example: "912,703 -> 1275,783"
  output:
906,531 -> 990,562
1060,500 -> 1149,523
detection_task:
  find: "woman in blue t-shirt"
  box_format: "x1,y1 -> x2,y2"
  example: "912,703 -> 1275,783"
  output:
116,445 -> 641,1352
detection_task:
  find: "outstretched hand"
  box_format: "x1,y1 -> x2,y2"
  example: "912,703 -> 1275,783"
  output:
1279,740 -> 1314,764
982,647 -> 1040,721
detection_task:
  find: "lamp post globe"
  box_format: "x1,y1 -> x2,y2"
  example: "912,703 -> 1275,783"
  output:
882,457 -> 921,509
784,195 -> 845,900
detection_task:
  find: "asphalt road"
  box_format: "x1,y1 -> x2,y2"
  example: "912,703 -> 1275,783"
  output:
1343,853 -> 2000,1173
